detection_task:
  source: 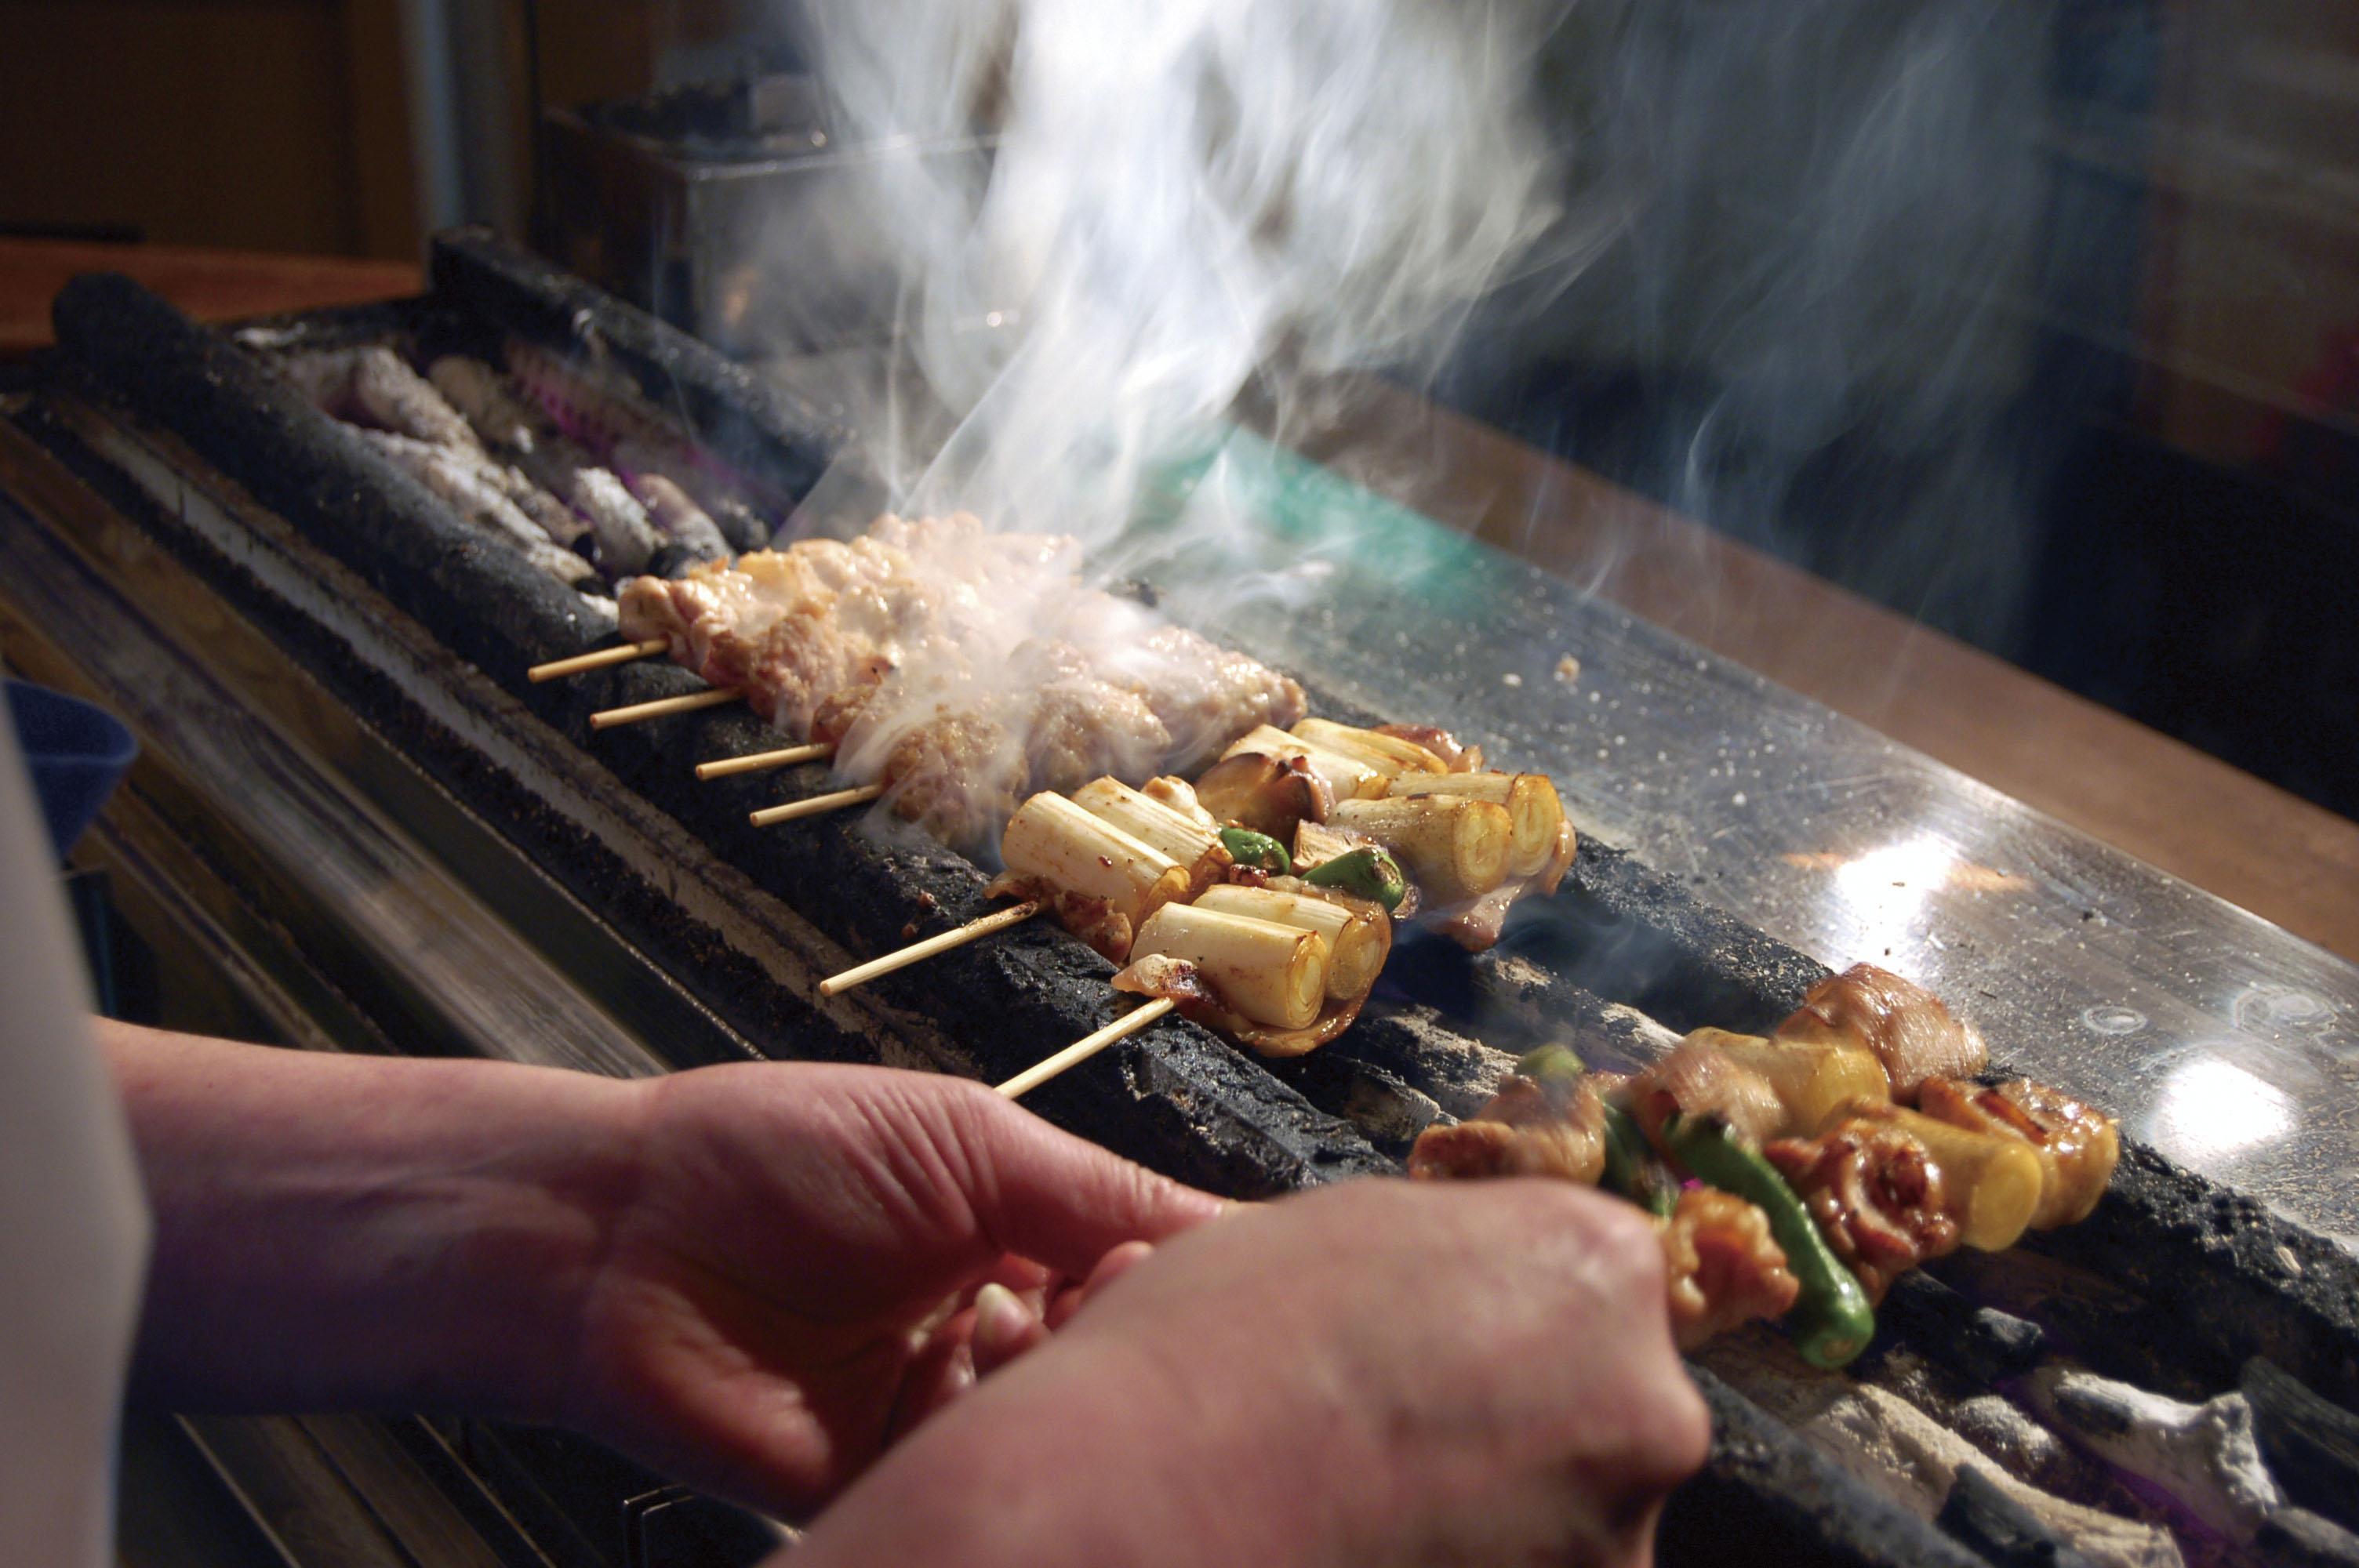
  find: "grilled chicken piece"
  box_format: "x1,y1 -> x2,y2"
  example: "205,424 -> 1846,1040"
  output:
1413,1062 -> 1810,1355
1917,1076 -> 2119,1229
1624,1037 -> 1788,1152
876,711 -> 1027,848
1659,1188 -> 1801,1349
1776,963 -> 1989,1101
1018,641 -> 1173,797
1764,1115 -> 1961,1302
1407,1070 -> 1607,1185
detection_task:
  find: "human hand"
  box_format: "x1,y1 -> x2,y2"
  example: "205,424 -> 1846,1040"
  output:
794,1177 -> 1710,1568
551,1063 -> 1224,1516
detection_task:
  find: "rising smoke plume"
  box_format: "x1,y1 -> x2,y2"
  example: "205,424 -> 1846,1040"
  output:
791,0 -> 1568,548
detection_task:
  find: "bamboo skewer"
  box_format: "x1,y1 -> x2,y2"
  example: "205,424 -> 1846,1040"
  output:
749,782 -> 886,826
589,688 -> 743,729
697,742 -> 836,780
819,898 -> 1048,997
996,997 -> 1177,1098
529,638 -> 668,682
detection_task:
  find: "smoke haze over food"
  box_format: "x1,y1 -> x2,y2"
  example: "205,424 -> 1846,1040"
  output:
758,0 -> 1571,847
792,0 -> 1565,554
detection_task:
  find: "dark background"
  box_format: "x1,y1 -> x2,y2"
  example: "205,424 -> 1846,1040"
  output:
2,0 -> 2353,817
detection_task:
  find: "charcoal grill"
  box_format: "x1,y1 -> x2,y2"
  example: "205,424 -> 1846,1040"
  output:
4,230 -> 2357,1568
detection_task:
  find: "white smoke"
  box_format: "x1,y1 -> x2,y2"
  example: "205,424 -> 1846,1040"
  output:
791,0 -> 1565,548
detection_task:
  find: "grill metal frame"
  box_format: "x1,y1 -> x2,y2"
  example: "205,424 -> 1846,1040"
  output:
9,229 -> 2358,1568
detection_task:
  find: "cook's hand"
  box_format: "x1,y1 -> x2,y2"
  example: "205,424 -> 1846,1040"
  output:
794,1178 -> 1711,1568
554,1063 -> 1223,1515
107,1026 -> 1216,1523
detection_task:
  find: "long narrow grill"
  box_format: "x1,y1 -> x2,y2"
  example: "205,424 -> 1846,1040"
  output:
21,230 -> 2359,1568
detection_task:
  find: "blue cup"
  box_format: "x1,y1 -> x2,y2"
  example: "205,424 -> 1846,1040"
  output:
6,681 -> 138,862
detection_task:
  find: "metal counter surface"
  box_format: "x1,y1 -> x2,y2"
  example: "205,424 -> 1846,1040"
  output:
1116,430 -> 2359,1250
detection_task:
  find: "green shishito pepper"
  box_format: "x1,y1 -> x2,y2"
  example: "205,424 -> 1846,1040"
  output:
1601,1103 -> 1679,1220
1665,1112 -> 1876,1369
1518,1044 -> 1584,1081
1300,846 -> 1408,911
1219,826 -> 1292,875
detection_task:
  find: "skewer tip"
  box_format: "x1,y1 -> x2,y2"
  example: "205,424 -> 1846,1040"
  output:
588,686 -> 743,730
529,637 -> 667,683
696,741 -> 835,781
996,996 -> 1178,1098
749,782 -> 886,827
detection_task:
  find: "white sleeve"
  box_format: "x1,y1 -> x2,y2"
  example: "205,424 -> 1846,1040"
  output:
0,713 -> 150,1568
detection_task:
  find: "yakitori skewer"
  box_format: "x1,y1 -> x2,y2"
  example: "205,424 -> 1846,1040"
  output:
528,638 -> 667,683
589,687 -> 743,729
697,742 -> 835,781
819,898 -> 1049,996
995,997 -> 1177,1098
748,782 -> 886,826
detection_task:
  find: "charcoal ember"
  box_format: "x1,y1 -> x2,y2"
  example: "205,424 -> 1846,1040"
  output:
646,540 -> 711,579
428,229 -> 844,502
2025,1369 -> 2280,1543
1659,1367 -> 1988,1568
2255,1508 -> 2359,1568
1936,1465 -> 2096,1568
1264,1051 -> 1439,1160
708,497 -> 770,554
1321,1003 -> 1518,1120
2242,1357 -> 2359,1537
1872,1272 -> 2047,1385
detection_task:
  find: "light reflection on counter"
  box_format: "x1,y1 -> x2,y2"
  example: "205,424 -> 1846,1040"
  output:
2136,1054 -> 2298,1170
1783,835 -> 2032,959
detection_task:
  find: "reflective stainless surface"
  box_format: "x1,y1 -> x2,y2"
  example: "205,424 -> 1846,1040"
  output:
1121,430 -> 2359,1250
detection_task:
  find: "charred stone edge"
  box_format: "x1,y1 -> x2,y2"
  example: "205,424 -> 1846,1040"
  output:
2018,1143 -> 2359,1414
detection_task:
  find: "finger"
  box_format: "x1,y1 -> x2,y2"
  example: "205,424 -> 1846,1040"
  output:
1045,1239 -> 1154,1330
929,1080 -> 1228,1278
979,1254 -> 1056,1316
885,1312 -> 980,1443
971,1282 -> 1049,1377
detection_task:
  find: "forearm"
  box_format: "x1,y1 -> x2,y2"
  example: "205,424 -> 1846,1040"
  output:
100,1021 -> 645,1417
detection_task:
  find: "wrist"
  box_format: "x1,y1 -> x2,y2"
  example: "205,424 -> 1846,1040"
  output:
392,1066 -> 652,1423
109,1023 -> 649,1419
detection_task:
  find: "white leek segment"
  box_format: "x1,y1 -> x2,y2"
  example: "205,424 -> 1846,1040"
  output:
1070,777 -> 1228,882
1325,796 -> 1511,903
1388,771 -> 1565,879
1688,1027 -> 1891,1138
1130,903 -> 1329,1030
1195,884 -> 1390,1002
1289,719 -> 1449,776
1141,775 -> 1218,826
999,793 -> 1190,927
1222,724 -> 1389,801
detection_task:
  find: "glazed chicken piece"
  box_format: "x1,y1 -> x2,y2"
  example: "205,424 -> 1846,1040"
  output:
1407,1069 -> 1607,1185
1916,1076 -> 2119,1229
1764,1114 -> 1961,1303
1776,963 -> 1989,1102
1659,1188 -> 1801,1349
1623,1038 -> 1787,1152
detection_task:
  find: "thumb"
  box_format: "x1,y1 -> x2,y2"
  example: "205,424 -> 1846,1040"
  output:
936,1081 -> 1228,1277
